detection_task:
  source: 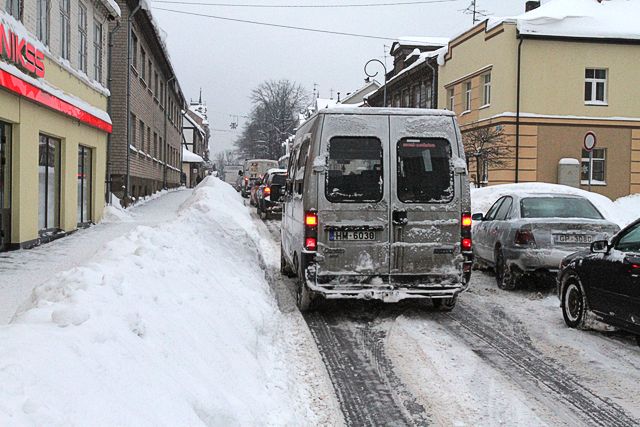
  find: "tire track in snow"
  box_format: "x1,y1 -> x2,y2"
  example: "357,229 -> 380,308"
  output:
444,303 -> 639,427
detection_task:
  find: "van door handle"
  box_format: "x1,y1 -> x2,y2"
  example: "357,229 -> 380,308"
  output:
392,210 -> 408,225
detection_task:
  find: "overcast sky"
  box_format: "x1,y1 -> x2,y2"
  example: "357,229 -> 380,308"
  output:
150,0 -> 532,154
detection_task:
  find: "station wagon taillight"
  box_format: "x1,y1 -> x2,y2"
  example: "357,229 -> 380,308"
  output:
304,211 -> 318,251
461,213 -> 472,252
264,186 -> 271,196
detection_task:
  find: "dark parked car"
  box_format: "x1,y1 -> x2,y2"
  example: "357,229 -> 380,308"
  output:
473,192 -> 619,290
558,218 -> 640,345
256,169 -> 287,219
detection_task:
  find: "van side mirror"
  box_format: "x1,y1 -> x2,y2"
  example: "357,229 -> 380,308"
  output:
590,240 -> 609,253
472,213 -> 484,221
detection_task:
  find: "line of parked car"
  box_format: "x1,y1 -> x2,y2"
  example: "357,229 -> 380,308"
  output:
226,108 -> 639,346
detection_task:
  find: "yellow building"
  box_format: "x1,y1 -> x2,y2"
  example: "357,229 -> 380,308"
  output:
1,1 -> 119,251
437,0 -> 640,200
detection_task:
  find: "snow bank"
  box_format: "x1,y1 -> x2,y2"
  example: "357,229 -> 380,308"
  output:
471,183 -> 631,227
0,177 -> 322,425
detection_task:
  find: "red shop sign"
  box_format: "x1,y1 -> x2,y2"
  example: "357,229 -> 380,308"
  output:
0,18 -> 46,78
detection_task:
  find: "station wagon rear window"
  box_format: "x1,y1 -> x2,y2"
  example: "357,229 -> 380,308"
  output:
326,137 -> 383,203
397,138 -> 453,203
520,197 -> 603,219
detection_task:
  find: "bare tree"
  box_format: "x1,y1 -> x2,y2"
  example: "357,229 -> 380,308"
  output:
235,79 -> 308,159
462,126 -> 512,187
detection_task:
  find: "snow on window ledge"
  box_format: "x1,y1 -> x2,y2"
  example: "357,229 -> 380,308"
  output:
478,104 -> 490,110
584,101 -> 608,107
461,110 -> 471,116
581,180 -> 607,186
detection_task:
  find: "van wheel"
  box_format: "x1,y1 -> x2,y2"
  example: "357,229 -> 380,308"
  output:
561,274 -> 587,329
280,244 -> 294,277
433,297 -> 457,311
295,258 -> 314,312
495,249 -> 517,290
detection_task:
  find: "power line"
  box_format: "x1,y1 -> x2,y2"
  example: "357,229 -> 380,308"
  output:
152,0 -> 459,8
152,7 -> 402,40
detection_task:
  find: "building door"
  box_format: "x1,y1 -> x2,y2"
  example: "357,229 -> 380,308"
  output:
77,146 -> 92,224
38,134 -> 61,234
0,122 -> 11,251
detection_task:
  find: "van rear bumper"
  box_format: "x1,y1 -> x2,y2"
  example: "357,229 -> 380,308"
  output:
306,273 -> 469,303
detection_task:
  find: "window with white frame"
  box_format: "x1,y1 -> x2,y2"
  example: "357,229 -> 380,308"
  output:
5,0 -> 21,19
464,81 -> 472,112
584,68 -> 607,104
78,2 -> 88,72
581,148 -> 606,184
482,73 -> 491,106
93,20 -> 103,82
37,0 -> 49,44
60,0 -> 70,60
447,88 -> 454,111
131,32 -> 138,69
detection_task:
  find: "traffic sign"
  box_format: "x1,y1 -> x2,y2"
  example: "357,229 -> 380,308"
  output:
584,131 -> 597,152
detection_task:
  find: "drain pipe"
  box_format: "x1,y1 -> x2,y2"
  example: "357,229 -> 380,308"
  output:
515,36 -> 524,183
163,75 -> 176,189
126,1 -> 142,205
106,19 -> 121,205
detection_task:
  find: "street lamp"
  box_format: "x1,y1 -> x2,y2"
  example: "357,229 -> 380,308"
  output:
364,59 -> 388,107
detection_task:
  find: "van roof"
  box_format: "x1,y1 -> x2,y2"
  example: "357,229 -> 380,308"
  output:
316,107 -> 455,117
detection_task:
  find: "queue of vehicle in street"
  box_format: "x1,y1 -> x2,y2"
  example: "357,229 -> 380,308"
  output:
224,107 -> 639,346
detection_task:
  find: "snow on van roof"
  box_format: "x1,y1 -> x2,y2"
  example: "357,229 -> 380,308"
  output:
316,107 -> 455,116
487,0 -> 640,41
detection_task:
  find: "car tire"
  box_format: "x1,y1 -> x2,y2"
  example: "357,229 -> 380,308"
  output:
561,273 -> 588,329
433,296 -> 457,311
495,249 -> 517,290
295,257 -> 314,312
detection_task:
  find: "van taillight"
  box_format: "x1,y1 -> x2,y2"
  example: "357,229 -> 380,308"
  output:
304,211 -> 318,251
515,228 -> 536,247
264,186 -> 271,196
461,212 -> 472,252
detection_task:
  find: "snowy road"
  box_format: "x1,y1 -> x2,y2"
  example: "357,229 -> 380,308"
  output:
257,208 -> 640,427
0,189 -> 193,324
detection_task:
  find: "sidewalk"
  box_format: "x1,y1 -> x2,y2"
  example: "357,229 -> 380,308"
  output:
0,189 -> 193,324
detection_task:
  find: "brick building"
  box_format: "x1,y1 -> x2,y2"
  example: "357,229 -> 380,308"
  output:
109,0 -> 185,203
367,37 -> 446,108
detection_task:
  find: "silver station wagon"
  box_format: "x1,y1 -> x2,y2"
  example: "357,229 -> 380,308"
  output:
279,108 -> 473,311
472,192 -> 620,290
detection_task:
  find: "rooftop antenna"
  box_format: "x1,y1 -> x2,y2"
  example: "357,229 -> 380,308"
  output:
198,88 -> 202,104
330,88 -> 334,99
461,0 -> 489,24
313,83 -> 318,100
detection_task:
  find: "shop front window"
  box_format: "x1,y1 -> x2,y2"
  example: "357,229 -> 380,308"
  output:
1,122 -> 12,250
38,135 -> 61,232
77,146 -> 92,224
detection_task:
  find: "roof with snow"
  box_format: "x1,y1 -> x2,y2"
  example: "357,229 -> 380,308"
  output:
182,147 -> 204,163
183,112 -> 205,136
390,36 -> 449,54
488,0 -> 640,41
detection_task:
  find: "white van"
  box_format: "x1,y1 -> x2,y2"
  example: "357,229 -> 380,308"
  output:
279,108 -> 472,311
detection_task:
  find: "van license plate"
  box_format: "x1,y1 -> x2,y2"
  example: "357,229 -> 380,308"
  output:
554,234 -> 592,244
330,231 -> 376,241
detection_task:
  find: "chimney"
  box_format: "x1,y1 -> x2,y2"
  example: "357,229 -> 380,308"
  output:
525,1 -> 540,12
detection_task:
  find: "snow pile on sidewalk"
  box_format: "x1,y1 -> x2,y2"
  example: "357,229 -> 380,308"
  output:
471,183 -> 638,227
0,177 -> 323,425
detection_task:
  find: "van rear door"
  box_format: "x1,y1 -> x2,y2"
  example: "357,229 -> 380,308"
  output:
389,115 -> 461,276
316,114 -> 390,278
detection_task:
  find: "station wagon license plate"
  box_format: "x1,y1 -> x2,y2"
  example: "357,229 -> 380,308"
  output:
329,231 -> 376,241
554,234 -> 593,244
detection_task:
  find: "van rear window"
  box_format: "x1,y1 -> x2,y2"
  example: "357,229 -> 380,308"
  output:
326,137 -> 383,203
397,138 -> 453,203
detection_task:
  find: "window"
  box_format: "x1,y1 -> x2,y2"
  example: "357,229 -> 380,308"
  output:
482,73 -> 491,106
520,197 -> 603,220
581,148 -> 606,184
447,88 -> 454,111
60,0 -> 70,60
77,146 -> 92,224
140,48 -> 146,81
397,138 -> 453,203
160,81 -> 164,104
37,0 -> 49,44
147,126 -> 151,154
393,93 -> 401,108
148,59 -> 152,84
0,122 -> 12,248
615,222 -> 640,253
78,2 -> 87,72
130,113 -> 136,147
93,20 -> 103,81
402,89 -> 410,108
464,81 -> 472,112
412,85 -> 420,108
420,81 -> 432,109
485,197 -> 505,221
585,68 -> 607,104
153,132 -> 158,157
131,32 -> 138,69
5,0 -> 20,19
139,120 -> 145,151
38,135 -> 61,232
326,137 -> 383,203
494,197 -> 513,220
